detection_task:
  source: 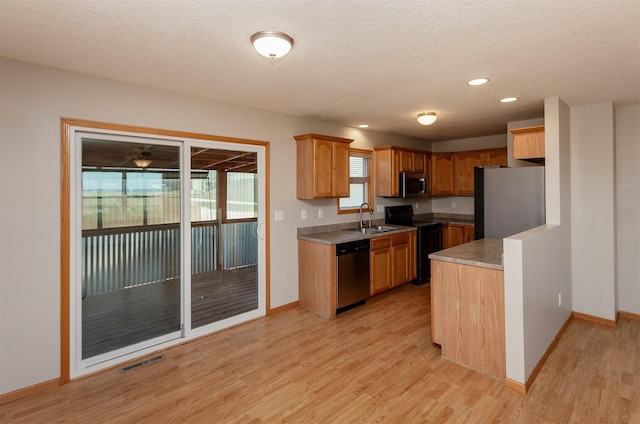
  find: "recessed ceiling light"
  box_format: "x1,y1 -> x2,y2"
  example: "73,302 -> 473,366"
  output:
467,78 -> 489,86
358,124 -> 370,129
500,97 -> 518,103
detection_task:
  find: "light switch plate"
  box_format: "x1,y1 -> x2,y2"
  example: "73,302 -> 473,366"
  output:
300,210 -> 307,220
318,209 -> 324,218
377,205 -> 384,213
275,210 -> 284,221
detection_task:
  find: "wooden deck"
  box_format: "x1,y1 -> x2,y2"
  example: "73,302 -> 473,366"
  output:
82,266 -> 257,359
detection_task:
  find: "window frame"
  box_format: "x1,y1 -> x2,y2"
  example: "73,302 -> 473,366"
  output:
337,148 -> 374,215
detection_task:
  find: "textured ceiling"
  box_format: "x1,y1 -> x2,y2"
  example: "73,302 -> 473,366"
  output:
1,0 -> 639,141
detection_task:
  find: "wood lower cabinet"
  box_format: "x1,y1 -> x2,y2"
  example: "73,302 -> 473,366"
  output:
511,126 -> 545,160
298,230 -> 417,318
463,225 -> 475,243
444,223 -> 474,248
294,133 -> 353,199
370,231 -> 416,295
298,239 -> 337,320
431,260 -> 505,378
444,224 -> 464,248
391,232 -> 411,286
370,237 -> 392,295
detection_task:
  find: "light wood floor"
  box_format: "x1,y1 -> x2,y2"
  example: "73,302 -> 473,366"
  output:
2,284 -> 638,423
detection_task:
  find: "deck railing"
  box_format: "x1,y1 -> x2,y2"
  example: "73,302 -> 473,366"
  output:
82,220 -> 257,296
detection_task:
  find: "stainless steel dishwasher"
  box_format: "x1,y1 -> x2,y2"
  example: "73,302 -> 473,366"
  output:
336,239 -> 370,313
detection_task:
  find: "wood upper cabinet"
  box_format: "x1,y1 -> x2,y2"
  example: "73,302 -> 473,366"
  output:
436,148 -> 507,197
374,146 -> 429,197
294,133 -> 353,199
454,151 -> 483,195
431,152 -> 455,195
511,126 -> 545,160
482,148 -> 508,167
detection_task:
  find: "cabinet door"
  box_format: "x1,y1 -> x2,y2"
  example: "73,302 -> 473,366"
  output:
413,153 -> 426,174
333,141 -> 351,197
370,246 -> 392,295
409,231 -> 417,280
391,233 -> 411,286
463,225 -> 475,243
454,151 -> 483,195
400,151 -> 413,172
431,153 -> 455,195
512,127 -> 545,159
483,148 -> 508,167
312,139 -> 335,197
392,243 -> 410,286
446,224 -> 465,248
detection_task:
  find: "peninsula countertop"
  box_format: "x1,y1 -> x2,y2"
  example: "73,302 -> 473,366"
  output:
429,238 -> 504,270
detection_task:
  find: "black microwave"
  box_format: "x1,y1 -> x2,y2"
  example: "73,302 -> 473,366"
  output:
399,172 -> 427,198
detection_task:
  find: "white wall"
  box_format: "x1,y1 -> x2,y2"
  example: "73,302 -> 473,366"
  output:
570,103 -> 617,320
615,105 -> 640,315
0,58 -> 426,395
431,133 -> 507,215
504,97 -> 573,385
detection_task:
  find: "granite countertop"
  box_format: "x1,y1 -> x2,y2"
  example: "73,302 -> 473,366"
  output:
297,225 -> 415,245
429,238 -> 504,270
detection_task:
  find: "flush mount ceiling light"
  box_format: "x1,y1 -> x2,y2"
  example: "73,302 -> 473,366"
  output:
250,31 -> 294,59
358,124 -> 371,129
500,97 -> 519,103
417,112 -> 437,125
467,78 -> 489,86
133,152 -> 151,168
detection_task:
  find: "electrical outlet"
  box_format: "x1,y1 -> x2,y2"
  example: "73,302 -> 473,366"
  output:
415,202 -> 419,209
275,210 -> 284,221
451,202 -> 456,209
558,292 -> 562,306
300,210 -> 307,220
318,209 -> 323,218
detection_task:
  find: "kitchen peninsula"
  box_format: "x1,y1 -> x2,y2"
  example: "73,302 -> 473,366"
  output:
429,238 -> 505,379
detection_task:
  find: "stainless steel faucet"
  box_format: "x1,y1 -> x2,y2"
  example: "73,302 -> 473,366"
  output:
359,202 -> 374,229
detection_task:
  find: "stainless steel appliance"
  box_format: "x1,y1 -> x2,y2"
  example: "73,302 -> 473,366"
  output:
474,166 -> 545,239
336,239 -> 370,313
385,205 -> 443,285
399,172 -> 427,198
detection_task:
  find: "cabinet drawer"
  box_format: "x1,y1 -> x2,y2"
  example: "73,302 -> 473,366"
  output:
391,232 -> 410,246
371,237 -> 391,250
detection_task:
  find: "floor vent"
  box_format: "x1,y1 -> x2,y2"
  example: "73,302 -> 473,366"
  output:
119,354 -> 165,374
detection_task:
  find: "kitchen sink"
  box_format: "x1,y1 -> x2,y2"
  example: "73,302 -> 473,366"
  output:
350,225 -> 399,234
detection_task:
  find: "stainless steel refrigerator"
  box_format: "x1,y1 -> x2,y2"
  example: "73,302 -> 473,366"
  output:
474,166 -> 545,239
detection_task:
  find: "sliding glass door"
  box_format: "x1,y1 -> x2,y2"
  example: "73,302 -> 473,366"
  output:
69,124 -> 267,377
190,147 -> 259,330
79,136 -> 183,364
